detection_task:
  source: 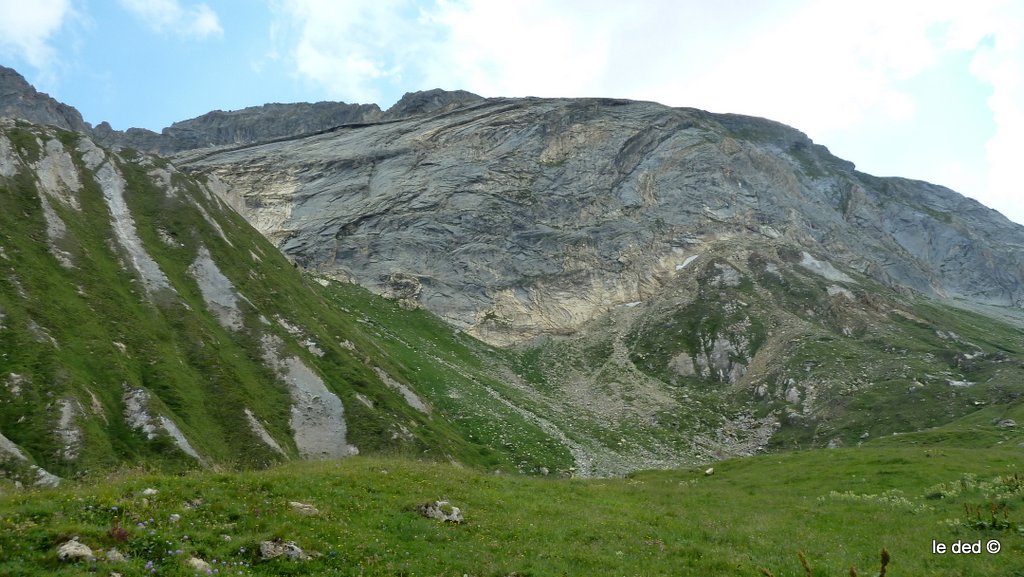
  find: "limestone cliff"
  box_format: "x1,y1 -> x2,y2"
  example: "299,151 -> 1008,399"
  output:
180,96 -> 1024,346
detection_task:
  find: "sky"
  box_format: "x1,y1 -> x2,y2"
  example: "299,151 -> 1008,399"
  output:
0,1 -> 1021,225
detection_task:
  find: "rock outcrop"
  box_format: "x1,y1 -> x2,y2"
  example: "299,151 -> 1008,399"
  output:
0,67 -> 90,133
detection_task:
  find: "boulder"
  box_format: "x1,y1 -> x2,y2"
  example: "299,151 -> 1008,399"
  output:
259,539 -> 310,561
288,501 -> 319,516
186,557 -> 212,572
57,539 -> 94,562
417,500 -> 464,523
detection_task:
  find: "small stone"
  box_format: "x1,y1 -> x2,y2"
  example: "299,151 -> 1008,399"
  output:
169,513 -> 181,523
141,488 -> 158,496
221,534 -> 232,542
288,501 -> 319,516
416,500 -> 464,523
105,548 -> 128,562
57,539 -> 94,562
186,556 -> 211,572
704,467 -> 715,476
259,539 -> 310,561
996,419 -> 1016,429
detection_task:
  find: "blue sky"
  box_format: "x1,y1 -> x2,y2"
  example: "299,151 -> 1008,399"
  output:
1,0 -> 1021,225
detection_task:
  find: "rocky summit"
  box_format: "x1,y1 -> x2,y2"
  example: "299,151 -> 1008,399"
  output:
1,66 -> 1023,483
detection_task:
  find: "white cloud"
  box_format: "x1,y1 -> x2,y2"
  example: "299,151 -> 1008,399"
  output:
119,0 -> 223,39
674,2 -> 965,136
964,2 -> 1024,224
0,0 -> 73,72
274,0 -> 618,104
424,0 -> 614,99
273,0 -> 427,104
274,0 -> 1023,223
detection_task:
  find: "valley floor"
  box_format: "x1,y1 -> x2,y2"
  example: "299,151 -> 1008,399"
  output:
1,447 -> 1021,576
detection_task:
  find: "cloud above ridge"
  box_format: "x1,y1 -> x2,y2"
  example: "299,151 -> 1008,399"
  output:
0,0 -> 74,73
119,0 -> 223,40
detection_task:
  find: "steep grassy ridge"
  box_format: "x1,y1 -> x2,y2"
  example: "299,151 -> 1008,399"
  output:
0,120 -> 570,485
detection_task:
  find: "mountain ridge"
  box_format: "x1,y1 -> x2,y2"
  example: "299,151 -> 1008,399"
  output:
0,65 -> 487,155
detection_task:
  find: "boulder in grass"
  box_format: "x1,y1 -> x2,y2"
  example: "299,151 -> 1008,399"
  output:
417,500 -> 464,523
259,539 -> 310,561
288,501 -> 319,516
57,539 -> 94,562
186,557 -> 212,572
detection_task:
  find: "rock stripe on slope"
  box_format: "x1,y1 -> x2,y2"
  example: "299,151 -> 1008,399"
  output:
122,387 -> 206,465
261,335 -> 357,459
244,408 -> 287,456
188,244 -> 244,330
78,139 -> 173,295
0,429 -> 61,487
185,238 -> 353,459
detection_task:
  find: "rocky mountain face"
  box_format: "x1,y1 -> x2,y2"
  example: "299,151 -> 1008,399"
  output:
0,67 -> 90,134
181,96 -> 1024,346
91,101 -> 384,154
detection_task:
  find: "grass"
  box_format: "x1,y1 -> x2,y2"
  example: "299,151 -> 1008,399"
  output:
0,447 -> 1020,576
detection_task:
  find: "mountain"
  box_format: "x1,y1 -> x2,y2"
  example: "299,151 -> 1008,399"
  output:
0,67 -> 90,134
1,67 -> 1022,487
178,93 -> 1024,468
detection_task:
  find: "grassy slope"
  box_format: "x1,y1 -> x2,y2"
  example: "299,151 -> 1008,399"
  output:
0,122 -> 570,481
0,446 -> 1020,576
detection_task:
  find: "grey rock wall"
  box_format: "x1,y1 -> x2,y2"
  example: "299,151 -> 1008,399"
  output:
181,96 -> 1024,344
